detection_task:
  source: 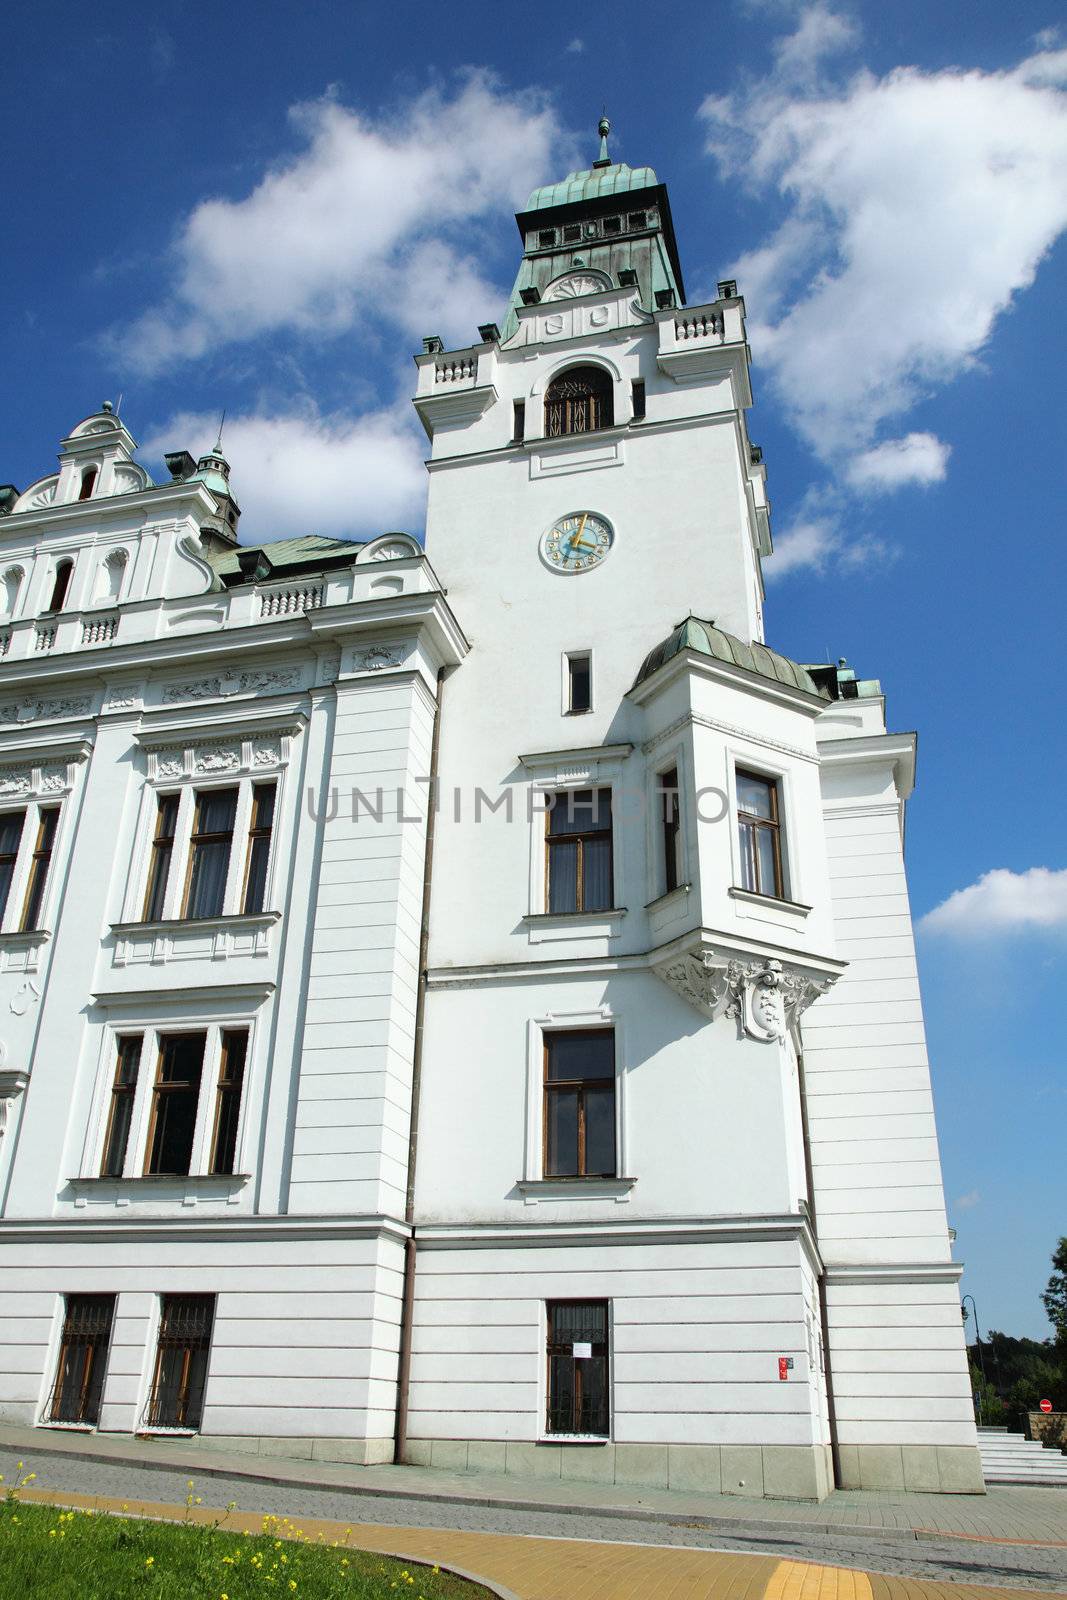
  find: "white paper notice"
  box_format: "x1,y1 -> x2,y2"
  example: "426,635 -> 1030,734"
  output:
572,1342 -> 592,1359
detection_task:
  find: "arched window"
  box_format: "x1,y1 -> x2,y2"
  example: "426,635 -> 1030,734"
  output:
1,566 -> 24,617
48,559 -> 74,613
96,549 -> 127,605
78,467 -> 98,501
544,365 -> 614,438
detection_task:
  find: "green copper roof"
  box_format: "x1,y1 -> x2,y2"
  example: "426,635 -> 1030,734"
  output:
633,616 -> 830,699
208,534 -> 367,580
524,160 -> 660,213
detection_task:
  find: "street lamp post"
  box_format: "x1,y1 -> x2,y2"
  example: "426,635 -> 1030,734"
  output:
962,1293 -> 988,1424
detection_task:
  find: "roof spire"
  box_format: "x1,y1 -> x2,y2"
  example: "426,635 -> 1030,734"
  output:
593,113 -> 611,168
215,408 -> 227,454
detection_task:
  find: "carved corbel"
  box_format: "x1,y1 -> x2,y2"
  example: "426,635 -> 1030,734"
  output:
654,946 -> 839,1043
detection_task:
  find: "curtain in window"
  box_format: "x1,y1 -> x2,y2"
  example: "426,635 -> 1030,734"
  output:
186,790 -> 237,919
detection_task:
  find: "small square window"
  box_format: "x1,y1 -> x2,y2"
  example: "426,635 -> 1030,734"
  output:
566,652 -> 591,714
563,224 -> 581,243
538,228 -> 556,248
627,211 -> 647,230
603,216 -> 621,236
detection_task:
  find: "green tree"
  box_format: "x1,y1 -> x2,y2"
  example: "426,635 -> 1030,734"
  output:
1042,1236 -> 1067,1349
969,1363 -> 1004,1426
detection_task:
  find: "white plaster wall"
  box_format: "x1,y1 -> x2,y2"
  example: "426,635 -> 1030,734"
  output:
0,1229 -> 404,1443
288,672 -> 437,1215
416,971 -> 804,1224
407,1236 -> 822,1447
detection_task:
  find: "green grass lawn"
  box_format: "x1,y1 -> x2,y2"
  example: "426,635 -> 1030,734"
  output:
0,1493 -> 488,1600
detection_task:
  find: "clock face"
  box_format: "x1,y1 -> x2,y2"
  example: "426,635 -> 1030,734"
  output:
540,510 -> 614,574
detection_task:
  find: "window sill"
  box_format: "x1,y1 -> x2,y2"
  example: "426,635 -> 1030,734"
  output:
0,927 -> 51,944
644,883 -> 691,912
518,1176 -> 636,1202
538,1435 -> 610,1446
523,908 -> 626,925
728,886 -> 811,917
523,908 -> 626,945
40,1420 -> 96,1433
111,911 -> 280,937
71,1173 -> 250,1186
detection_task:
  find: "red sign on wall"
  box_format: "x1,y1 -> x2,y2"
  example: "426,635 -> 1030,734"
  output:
778,1356 -> 790,1381
1040,1398 -> 1053,1413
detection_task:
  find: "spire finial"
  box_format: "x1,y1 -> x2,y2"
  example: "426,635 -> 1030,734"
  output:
594,114 -> 611,168
214,408 -> 226,454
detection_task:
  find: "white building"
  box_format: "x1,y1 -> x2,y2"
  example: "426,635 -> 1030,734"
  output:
0,126 -> 980,1500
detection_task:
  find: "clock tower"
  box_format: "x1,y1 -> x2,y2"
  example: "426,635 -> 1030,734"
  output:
404,124 -> 978,1501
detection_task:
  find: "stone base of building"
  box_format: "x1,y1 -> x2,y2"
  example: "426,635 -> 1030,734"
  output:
405,1439 -> 836,1501
837,1443 -> 985,1494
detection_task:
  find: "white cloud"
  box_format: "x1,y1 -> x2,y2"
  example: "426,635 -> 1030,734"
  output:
764,486 -> 897,578
846,432 -> 951,491
921,867 -> 1067,937
566,37 -> 584,54
116,75 -> 568,373
141,405 -> 426,541
700,15 -> 1067,486
955,1190 -> 981,1211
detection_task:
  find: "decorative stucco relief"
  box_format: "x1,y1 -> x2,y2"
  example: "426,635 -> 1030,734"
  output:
654,946 -> 837,1043
161,666 -> 301,704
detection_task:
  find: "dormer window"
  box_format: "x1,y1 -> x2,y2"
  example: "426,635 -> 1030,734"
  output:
78,467 -> 98,501
545,366 -> 614,438
47,559 -> 74,613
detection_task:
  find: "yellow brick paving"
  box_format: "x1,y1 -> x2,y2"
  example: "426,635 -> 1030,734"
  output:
20,1486 -> 1067,1600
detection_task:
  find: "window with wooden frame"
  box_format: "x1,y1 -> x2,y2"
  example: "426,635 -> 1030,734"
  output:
182,788 -> 238,920
138,772 -> 281,925
659,767 -> 681,895
544,365 -> 614,437
565,652 -> 592,715
544,1029 -> 616,1178
48,1294 -> 115,1426
100,1034 -> 143,1178
209,1030 -> 248,1175
144,1032 -> 207,1176
546,788 -> 613,913
145,1294 -> 214,1430
0,809 -> 26,925
20,804 -> 59,931
142,793 -> 179,921
241,783 -> 276,915
546,1300 -> 609,1436
736,769 -> 784,899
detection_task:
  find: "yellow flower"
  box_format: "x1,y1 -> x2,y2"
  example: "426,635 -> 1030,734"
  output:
24,1474 -> 36,1484
48,1529 -> 57,1537
145,1557 -> 155,1567
289,1584 -> 297,1592
222,1556 -> 234,1565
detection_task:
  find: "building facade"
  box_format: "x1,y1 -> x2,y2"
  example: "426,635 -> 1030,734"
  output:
0,129 -> 980,1499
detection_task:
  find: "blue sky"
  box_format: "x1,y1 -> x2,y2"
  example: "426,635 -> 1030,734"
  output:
3,0 -> 1065,1340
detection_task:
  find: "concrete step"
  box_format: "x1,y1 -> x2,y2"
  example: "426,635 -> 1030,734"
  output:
978,1428 -> 1067,1484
